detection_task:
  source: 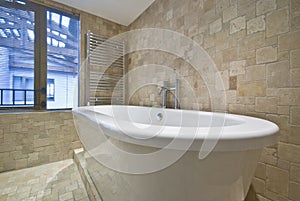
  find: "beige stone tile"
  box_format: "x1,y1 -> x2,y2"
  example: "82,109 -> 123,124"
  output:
247,15 -> 266,35
266,165 -> 289,196
291,163 -> 300,183
279,30 -> 300,51
277,0 -> 290,8
289,126 -> 300,145
267,60 -> 290,88
238,0 -> 255,19
277,106 -> 289,115
265,189 -> 290,201
278,51 -> 290,62
229,76 -> 237,90
255,97 -> 278,113
216,0 -> 229,14
256,0 -> 277,16
278,88 -> 300,106
223,4 -> 237,23
252,177 -> 265,195
266,114 -> 290,142
291,68 -> 300,86
215,70 -> 229,90
209,18 -> 222,34
245,64 -> 266,81
256,46 -> 278,64
261,147 -> 278,166
266,7 -> 290,37
0,159 -> 88,200
239,32 -> 265,52
291,107 -> 300,125
223,47 -> 238,62
278,142 -> 300,163
59,192 -> 73,201
255,162 -> 267,180
277,159 -> 290,171
229,60 -> 246,76
203,35 -> 215,49
289,182 -> 300,201
237,81 -> 266,96
290,49 -> 300,68
230,16 -> 246,34
226,90 -> 237,103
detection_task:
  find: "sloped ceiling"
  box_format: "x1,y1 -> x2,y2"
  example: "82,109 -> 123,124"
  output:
53,0 -> 155,26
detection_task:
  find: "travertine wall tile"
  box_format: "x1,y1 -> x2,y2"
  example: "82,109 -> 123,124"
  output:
230,60 -> 246,76
278,142 -> 300,163
289,182 -> 300,200
238,81 -> 266,96
278,30 -> 300,51
216,0 -> 229,14
266,165 -> 289,196
261,147 -> 278,166
290,126 -> 300,145
252,177 -> 265,195
238,0 -> 255,19
267,61 -> 290,88
291,107 -> 300,125
247,15 -> 266,35
256,46 -> 277,64
255,97 -> 278,113
255,162 -> 267,180
290,164 -> 300,183
290,49 -> 300,68
256,0 -> 277,16
0,111 -> 82,172
239,32 -> 265,52
278,89 -> 299,106
223,4 -> 237,23
230,16 -> 246,34
291,68 -> 300,86
266,7 -> 290,37
209,18 -> 222,34
245,64 -> 266,81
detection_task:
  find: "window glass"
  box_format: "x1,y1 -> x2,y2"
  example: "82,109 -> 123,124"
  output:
47,10 -> 79,109
0,5 -> 34,106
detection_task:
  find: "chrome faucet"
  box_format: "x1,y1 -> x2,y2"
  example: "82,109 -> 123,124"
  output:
158,79 -> 179,109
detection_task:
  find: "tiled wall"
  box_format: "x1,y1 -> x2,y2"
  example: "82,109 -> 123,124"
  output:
0,111 -> 81,172
127,0 -> 300,200
0,1 -> 126,173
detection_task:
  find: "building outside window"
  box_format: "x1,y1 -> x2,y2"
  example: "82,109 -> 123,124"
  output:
0,0 -> 80,109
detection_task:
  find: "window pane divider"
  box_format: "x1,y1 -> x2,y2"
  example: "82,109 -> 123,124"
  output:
34,7 -> 47,110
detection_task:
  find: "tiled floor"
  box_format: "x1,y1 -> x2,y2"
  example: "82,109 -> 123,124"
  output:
0,159 -> 89,201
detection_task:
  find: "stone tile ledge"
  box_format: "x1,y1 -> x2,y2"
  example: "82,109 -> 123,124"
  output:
74,148 -> 103,201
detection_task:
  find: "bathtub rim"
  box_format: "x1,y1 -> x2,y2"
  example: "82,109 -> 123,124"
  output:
72,105 -> 279,152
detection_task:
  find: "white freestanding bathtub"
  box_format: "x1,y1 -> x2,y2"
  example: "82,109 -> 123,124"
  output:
72,105 -> 279,201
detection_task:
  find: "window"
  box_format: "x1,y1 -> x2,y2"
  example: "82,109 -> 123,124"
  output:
13,76 -> 55,102
0,0 -> 80,110
47,79 -> 55,101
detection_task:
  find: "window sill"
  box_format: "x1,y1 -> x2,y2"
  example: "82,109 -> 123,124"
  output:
0,107 -> 72,114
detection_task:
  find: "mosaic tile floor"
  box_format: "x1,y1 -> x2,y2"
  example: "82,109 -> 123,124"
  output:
0,159 -> 89,201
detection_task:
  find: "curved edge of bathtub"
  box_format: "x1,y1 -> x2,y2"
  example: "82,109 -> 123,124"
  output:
72,105 -> 279,152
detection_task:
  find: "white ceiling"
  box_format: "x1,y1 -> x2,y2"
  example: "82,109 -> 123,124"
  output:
53,0 -> 155,26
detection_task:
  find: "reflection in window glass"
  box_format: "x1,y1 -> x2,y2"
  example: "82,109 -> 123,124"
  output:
0,6 -> 35,106
47,10 -> 79,109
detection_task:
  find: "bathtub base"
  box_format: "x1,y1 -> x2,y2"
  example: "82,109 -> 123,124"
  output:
84,140 -> 261,201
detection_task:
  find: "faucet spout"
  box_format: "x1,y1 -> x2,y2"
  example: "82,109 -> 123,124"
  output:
158,79 -> 179,109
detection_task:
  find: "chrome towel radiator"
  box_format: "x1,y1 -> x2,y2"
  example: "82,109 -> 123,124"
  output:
86,31 -> 125,105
